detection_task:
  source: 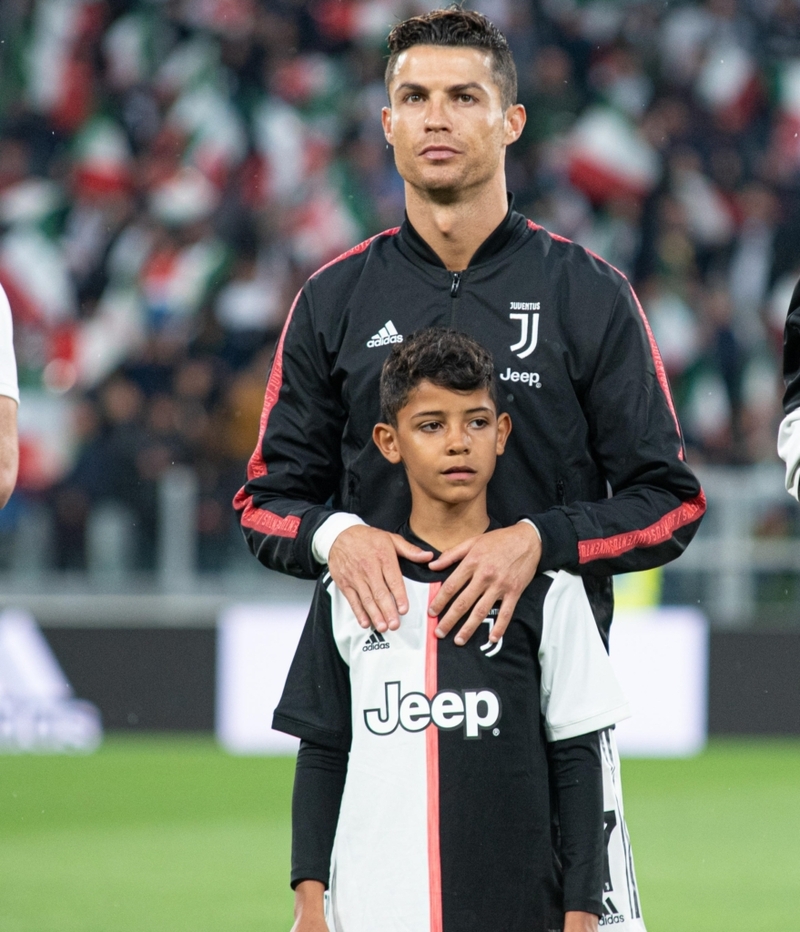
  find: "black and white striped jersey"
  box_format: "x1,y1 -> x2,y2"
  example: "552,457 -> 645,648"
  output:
273,539 -> 629,932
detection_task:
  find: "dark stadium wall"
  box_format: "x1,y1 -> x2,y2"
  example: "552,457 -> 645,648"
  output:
43,628 -> 800,737
43,628 -> 216,731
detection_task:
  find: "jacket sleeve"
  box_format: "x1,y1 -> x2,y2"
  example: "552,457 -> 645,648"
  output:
232,286 -> 346,578
531,279 -> 706,576
778,278 -> 800,500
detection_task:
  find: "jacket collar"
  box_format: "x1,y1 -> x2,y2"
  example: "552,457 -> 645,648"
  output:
398,194 -> 529,270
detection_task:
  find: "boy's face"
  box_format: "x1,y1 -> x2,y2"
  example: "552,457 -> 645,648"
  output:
373,380 -> 511,506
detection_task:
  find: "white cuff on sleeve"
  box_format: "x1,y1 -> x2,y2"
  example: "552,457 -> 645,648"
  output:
778,409 -> 800,501
518,518 -> 541,541
312,513 -> 367,565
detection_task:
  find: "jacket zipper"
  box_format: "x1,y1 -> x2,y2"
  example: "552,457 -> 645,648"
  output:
556,478 -> 566,505
450,271 -> 462,325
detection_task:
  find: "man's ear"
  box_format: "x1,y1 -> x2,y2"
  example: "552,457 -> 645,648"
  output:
504,103 -> 526,146
381,107 -> 393,146
495,412 -> 512,455
373,422 -> 402,464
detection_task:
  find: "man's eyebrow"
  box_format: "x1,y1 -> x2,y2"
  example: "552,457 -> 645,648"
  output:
394,81 -> 487,96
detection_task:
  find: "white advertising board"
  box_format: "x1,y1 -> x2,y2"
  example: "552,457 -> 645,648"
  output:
216,602 -> 308,754
610,607 -> 709,757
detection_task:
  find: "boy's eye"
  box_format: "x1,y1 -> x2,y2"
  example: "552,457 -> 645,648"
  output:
420,421 -> 442,432
469,418 -> 488,428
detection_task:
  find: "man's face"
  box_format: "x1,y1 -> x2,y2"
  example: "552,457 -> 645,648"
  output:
382,45 -> 524,198
373,380 -> 511,507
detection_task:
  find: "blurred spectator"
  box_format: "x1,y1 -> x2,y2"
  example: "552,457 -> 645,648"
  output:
1,0 -> 799,568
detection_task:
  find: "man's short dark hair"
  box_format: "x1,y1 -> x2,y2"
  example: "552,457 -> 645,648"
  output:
380,327 -> 498,425
385,8 -> 517,111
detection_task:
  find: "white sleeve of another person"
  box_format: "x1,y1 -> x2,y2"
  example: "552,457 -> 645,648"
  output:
538,571 -> 630,742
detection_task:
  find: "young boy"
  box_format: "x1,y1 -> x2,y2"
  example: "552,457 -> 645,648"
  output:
273,329 -> 630,932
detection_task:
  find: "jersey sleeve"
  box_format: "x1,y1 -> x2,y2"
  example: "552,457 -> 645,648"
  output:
272,578 -> 352,751
232,285 -> 348,578
0,286 -> 19,404
779,277 -> 800,500
530,278 -> 705,576
538,572 -> 629,742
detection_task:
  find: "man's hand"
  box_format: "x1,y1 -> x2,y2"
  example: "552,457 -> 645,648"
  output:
328,525 -> 433,632
564,910 -> 599,932
290,880 -> 328,932
427,523 -> 541,645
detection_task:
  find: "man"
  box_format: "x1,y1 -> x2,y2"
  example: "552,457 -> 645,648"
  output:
234,8 -> 703,641
778,278 -> 800,498
234,11 -> 704,927
0,283 -> 19,508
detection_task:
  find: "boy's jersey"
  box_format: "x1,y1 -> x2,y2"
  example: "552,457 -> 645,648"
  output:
273,543 -> 629,932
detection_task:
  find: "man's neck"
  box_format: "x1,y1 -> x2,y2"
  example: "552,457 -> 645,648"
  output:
408,493 -> 491,553
404,175 -> 509,271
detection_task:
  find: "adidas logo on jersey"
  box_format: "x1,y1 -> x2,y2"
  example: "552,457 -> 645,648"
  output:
362,631 -> 390,652
367,320 -> 403,347
599,897 -> 625,925
364,681 -> 501,739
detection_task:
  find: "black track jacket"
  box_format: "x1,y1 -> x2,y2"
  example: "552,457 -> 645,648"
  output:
234,205 -> 706,637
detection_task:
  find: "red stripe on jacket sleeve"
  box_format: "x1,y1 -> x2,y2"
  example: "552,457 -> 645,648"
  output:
232,228 -> 400,539
577,490 -> 707,564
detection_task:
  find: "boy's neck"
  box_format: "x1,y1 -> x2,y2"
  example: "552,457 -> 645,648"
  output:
408,492 -> 491,553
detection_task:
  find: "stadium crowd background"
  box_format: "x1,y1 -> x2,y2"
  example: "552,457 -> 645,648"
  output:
1,0 -> 799,572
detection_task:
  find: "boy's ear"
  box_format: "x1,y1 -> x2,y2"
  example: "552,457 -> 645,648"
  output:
372,422 -> 402,464
495,412 -> 512,455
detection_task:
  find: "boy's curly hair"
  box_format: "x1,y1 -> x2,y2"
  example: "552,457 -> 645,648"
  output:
380,327 -> 498,425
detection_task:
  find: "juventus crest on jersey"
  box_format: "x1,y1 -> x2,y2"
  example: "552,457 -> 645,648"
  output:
274,554 -> 630,932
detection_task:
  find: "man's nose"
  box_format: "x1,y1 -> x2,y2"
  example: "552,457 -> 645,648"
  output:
424,95 -> 451,130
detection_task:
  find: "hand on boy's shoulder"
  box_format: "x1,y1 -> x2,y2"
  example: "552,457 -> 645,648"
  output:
328,524 -> 433,633
428,522 -> 542,645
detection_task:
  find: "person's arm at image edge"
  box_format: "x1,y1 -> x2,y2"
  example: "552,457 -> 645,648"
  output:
0,395 -> 18,508
778,278 -> 800,500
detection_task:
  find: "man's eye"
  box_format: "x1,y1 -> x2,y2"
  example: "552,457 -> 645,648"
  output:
405,93 -> 422,103
458,94 -> 475,103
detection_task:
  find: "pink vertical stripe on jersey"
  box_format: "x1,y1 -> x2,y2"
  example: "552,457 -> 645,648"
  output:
426,582 -> 443,932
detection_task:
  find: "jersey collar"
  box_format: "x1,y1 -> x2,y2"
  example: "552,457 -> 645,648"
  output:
397,195 -> 530,270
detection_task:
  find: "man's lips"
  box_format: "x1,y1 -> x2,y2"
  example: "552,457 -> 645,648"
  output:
420,145 -> 460,160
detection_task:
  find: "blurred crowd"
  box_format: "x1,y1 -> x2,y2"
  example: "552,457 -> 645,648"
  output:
0,0 -> 799,571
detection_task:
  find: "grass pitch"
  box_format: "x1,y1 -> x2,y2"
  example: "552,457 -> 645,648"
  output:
0,736 -> 797,931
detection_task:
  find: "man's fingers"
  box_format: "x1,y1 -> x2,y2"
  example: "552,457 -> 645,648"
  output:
428,562 -> 473,620
434,577 -> 485,638
428,537 -> 477,571
451,590 -> 501,645
382,552 -> 413,619
486,590 -> 521,641
391,534 -> 434,565
340,585 -> 373,629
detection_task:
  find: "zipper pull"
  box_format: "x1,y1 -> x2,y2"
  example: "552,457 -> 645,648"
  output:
450,272 -> 461,297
